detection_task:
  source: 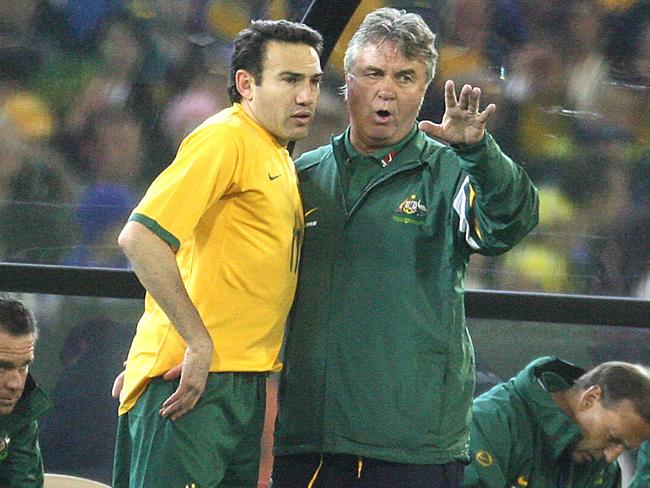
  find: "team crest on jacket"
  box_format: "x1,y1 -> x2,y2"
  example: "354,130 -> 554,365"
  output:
475,450 -> 494,467
0,435 -> 9,461
392,194 -> 427,224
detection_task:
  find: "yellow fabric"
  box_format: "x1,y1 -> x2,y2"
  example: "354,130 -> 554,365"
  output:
307,456 -> 324,488
119,103 -> 303,414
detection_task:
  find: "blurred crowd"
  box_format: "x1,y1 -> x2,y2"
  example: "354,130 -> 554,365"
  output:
1,0 -> 649,298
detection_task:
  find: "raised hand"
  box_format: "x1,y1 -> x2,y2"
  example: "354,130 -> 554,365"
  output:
419,80 -> 496,147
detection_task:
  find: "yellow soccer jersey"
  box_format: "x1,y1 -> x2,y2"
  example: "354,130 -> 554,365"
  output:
119,104 -> 303,414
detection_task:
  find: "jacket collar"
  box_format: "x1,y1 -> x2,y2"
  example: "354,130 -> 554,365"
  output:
514,357 -> 585,461
0,375 -> 51,431
332,126 -> 433,172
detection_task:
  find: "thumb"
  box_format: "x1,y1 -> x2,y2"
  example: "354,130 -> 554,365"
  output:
111,371 -> 125,399
418,120 -> 443,139
163,364 -> 183,381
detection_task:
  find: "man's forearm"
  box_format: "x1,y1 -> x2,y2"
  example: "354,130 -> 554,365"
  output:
118,221 -> 211,351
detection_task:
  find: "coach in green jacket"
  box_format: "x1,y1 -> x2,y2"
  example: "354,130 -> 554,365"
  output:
272,8 -> 539,488
464,357 -> 650,488
0,297 -> 51,488
629,441 -> 650,488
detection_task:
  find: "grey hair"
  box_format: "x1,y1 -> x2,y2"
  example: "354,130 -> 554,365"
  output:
344,8 -> 438,83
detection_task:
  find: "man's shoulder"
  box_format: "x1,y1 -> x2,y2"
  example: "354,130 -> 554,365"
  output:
294,141 -> 336,172
416,130 -> 454,159
191,106 -> 246,139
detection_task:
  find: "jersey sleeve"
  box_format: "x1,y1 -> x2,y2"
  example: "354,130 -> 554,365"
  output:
452,133 -> 539,255
0,421 -> 44,488
130,123 -> 241,249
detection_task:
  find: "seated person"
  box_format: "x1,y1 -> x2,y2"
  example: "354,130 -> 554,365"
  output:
464,356 -> 650,487
0,296 -> 51,488
629,440 -> 649,488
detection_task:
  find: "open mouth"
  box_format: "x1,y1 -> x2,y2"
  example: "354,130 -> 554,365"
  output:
374,109 -> 392,123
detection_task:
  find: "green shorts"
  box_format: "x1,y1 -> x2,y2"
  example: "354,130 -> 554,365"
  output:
113,372 -> 267,488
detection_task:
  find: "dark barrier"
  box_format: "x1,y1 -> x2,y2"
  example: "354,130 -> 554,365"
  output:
1,263 -> 648,327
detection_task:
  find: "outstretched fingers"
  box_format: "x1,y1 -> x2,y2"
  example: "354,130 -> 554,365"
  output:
467,87 -> 482,113
457,84 -> 473,111
444,79 -> 458,109
478,103 -> 497,122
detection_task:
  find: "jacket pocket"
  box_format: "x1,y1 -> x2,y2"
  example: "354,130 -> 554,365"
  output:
413,351 -> 448,435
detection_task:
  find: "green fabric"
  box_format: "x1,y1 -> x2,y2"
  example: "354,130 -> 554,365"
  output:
342,126 -> 417,209
274,129 -> 539,464
0,375 -> 51,488
113,372 -> 266,488
464,357 -> 621,487
629,441 -> 650,488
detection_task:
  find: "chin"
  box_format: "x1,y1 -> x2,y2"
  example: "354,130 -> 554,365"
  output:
0,405 -> 16,415
289,129 -> 310,142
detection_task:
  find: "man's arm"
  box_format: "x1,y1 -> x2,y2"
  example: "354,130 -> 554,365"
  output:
450,133 -> 539,255
118,220 -> 213,420
420,80 -> 538,255
0,422 -> 43,488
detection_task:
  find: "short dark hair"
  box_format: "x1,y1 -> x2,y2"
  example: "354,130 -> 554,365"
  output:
574,361 -> 650,424
228,19 -> 323,103
0,295 -> 37,337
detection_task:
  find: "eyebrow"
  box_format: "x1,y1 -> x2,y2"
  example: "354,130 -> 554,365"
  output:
278,71 -> 323,78
362,66 -> 417,77
0,358 -> 32,369
395,68 -> 416,77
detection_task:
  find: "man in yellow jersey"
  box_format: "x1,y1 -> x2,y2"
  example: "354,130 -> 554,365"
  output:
112,20 -> 322,488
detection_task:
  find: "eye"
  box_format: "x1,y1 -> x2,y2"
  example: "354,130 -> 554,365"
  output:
284,77 -> 299,85
398,73 -> 414,83
365,71 -> 383,79
607,435 -> 624,447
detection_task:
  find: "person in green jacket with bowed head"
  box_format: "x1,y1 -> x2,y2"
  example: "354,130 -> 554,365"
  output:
271,7 -> 539,488
629,441 -> 650,488
0,296 -> 51,488
464,357 -> 650,488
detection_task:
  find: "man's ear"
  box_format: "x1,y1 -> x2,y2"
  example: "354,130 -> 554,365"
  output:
235,69 -> 256,101
578,385 -> 602,411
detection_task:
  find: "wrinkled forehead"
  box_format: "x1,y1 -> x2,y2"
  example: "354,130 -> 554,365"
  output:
0,331 -> 35,365
351,40 -> 426,72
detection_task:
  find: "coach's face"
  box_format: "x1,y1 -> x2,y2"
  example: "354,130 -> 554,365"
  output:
345,41 -> 429,154
238,40 -> 322,145
571,386 -> 650,464
0,328 -> 34,415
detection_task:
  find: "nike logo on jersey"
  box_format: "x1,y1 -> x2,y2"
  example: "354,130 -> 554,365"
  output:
269,173 -> 281,180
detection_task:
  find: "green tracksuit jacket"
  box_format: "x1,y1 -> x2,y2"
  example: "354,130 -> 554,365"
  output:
0,375 -> 51,488
629,441 -> 649,488
274,129 -> 539,464
464,357 -> 621,487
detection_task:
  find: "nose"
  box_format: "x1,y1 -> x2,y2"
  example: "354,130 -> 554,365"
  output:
377,77 -> 397,101
4,368 -> 24,391
296,81 -> 319,106
603,445 -> 625,463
